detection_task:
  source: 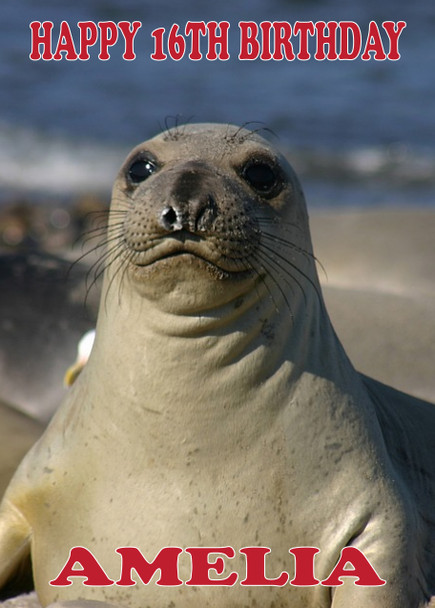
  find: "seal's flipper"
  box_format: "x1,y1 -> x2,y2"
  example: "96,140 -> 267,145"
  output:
0,501 -> 33,599
364,376 -> 435,594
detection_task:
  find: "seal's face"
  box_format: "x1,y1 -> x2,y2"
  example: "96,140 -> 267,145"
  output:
108,123 -> 312,311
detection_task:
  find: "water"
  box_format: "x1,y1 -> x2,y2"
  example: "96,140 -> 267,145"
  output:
1,0 -> 434,207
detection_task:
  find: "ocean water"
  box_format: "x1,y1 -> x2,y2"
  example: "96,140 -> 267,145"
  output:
0,0 -> 434,208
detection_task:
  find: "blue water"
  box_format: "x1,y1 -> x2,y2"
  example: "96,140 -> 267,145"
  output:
0,0 -> 434,207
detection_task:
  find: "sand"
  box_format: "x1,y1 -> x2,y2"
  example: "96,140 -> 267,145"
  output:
310,208 -> 435,403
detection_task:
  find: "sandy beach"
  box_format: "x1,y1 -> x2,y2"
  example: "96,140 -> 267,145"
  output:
310,208 -> 435,403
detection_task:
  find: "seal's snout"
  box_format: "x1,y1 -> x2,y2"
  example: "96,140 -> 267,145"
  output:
160,195 -> 217,232
158,165 -> 219,234
160,194 -> 217,234
119,127 -> 292,276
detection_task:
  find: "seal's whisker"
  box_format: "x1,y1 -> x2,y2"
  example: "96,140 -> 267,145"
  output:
252,251 -> 295,317
70,228 -> 125,279
68,212 -> 123,255
66,226 -> 125,286
80,223 -> 125,246
81,211 -> 126,228
244,125 -> 278,143
259,240 -> 322,306
247,257 -> 283,316
262,231 -> 327,279
71,208 -> 127,246
255,246 -> 299,297
86,240 -> 126,299
107,198 -> 132,213
160,115 -> 193,142
260,231 -> 326,276
82,226 -> 125,249
82,209 -> 126,218
104,247 -> 132,310
95,245 -> 129,313
108,198 -> 131,208
256,245 -> 308,307
118,250 -> 136,305
225,255 -> 279,315
260,231 -> 313,261
91,238 -> 125,278
228,122 -> 277,145
257,217 -> 304,235
82,241 -> 123,310
87,232 -> 126,265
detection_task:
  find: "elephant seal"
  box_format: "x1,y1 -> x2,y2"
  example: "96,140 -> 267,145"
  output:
0,123 -> 434,608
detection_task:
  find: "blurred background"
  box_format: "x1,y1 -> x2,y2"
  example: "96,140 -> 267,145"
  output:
0,0 -> 434,237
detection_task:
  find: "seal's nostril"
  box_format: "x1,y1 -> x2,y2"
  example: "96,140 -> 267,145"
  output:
194,195 -> 217,232
161,206 -> 178,230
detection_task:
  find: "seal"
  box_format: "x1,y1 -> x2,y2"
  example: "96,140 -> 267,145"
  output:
0,123 -> 434,608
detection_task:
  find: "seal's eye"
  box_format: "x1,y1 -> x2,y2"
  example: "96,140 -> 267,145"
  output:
128,158 -> 156,184
242,161 -> 282,196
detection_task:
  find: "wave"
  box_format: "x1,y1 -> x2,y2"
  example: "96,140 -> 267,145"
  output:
292,145 -> 435,188
0,123 -> 434,205
0,123 -> 127,200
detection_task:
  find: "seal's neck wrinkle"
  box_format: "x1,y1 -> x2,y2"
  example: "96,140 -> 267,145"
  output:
97,266 -> 326,368
89,269 -> 345,462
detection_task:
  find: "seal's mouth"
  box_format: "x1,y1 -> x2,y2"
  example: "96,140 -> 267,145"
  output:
127,234 -> 254,280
